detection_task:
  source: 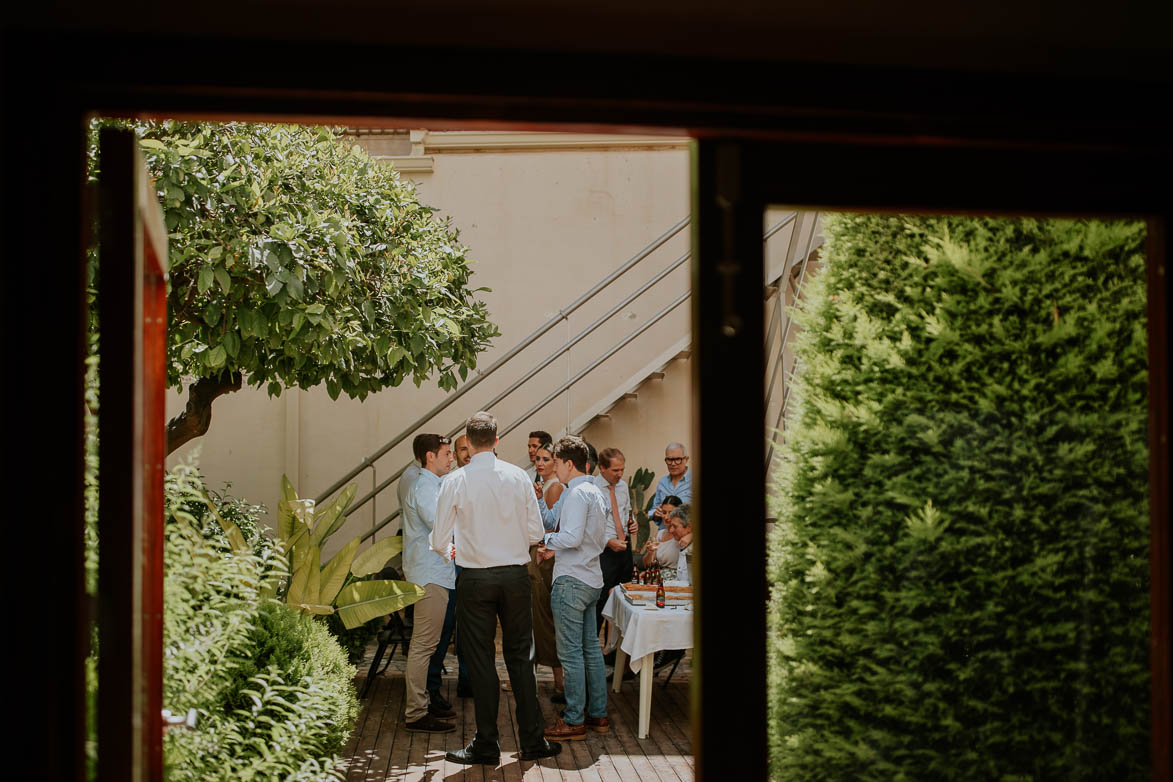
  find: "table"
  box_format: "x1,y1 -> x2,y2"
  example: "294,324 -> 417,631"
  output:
601,586 -> 693,738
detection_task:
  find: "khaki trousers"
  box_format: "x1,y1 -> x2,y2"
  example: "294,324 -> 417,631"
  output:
405,582 -> 449,722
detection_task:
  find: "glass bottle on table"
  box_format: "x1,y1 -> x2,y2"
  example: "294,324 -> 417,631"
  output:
655,570 -> 666,608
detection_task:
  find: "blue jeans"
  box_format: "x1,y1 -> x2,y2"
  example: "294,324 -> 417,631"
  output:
551,575 -> 608,725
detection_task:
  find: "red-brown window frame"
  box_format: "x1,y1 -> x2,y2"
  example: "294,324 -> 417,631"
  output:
3,30 -> 1168,782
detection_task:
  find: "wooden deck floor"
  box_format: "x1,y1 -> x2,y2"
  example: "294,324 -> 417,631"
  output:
342,642 -> 694,782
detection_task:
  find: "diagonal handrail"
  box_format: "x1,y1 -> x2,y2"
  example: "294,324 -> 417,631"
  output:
355,213 -> 812,540
360,289 -> 692,541
313,215 -> 691,503
329,209 -> 813,543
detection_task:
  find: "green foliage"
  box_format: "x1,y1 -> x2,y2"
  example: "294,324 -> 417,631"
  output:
277,476 -> 424,628
767,215 -> 1150,781
88,119 -> 499,402
163,463 -> 358,781
325,612 -> 384,664
627,467 -> 656,551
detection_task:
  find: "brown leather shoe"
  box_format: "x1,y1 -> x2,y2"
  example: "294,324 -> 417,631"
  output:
558,710 -> 611,733
543,718 -> 587,741
405,714 -> 456,733
584,715 -> 611,733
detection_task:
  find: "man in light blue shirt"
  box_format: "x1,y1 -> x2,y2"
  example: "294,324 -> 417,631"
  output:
651,441 -> 692,529
401,433 -> 457,733
537,436 -> 614,741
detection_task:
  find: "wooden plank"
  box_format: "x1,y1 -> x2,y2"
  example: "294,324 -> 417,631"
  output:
346,673 -> 391,780
498,676 -> 527,782
369,674 -> 408,781
534,681 -> 575,781
653,682 -> 696,769
607,682 -> 680,782
642,682 -> 694,780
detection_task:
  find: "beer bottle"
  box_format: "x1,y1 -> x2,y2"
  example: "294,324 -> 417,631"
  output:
655,571 -> 666,608
631,566 -> 639,585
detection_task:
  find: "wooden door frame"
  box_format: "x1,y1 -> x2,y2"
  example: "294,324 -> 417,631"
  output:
2,29 -> 1168,782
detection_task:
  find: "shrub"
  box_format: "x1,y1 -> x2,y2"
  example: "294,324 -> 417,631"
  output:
163,464 -> 358,781
767,215 -> 1149,781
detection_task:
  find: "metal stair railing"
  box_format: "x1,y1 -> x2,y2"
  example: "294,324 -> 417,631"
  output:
354,211 -> 814,542
764,211 -> 824,473
312,215 -> 691,505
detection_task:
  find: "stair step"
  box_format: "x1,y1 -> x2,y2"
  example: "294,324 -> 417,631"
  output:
646,371 -> 666,381
621,392 -> 638,401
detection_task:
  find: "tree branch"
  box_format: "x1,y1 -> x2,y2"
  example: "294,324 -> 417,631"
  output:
165,372 -> 243,455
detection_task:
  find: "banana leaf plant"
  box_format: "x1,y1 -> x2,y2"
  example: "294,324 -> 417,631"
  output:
276,475 -> 425,629
628,467 -> 656,552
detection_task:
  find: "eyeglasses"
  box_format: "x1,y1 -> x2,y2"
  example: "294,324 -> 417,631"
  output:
664,457 -> 686,465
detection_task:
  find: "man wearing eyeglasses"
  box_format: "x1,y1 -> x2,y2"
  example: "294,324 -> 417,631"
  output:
651,442 -> 692,529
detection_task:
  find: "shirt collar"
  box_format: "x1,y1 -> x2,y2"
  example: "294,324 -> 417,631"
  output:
417,468 -> 442,486
469,451 -> 496,469
568,474 -> 594,488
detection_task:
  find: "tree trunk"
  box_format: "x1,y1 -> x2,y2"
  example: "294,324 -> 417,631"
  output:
165,373 -> 243,455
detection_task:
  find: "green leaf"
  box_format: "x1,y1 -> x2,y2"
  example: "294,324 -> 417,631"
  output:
286,274 -> 304,301
138,138 -> 166,150
311,484 -> 357,546
349,536 -> 404,578
203,302 -> 222,327
222,330 -> 240,358
319,537 -> 360,606
214,266 -> 231,293
271,223 -> 297,241
281,474 -> 299,502
198,265 -> 215,294
205,345 -> 227,368
335,580 -> 426,630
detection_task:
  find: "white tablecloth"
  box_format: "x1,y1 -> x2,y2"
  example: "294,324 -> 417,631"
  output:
601,587 -> 693,673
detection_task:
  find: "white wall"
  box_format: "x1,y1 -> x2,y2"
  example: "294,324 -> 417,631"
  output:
167,131 -> 696,557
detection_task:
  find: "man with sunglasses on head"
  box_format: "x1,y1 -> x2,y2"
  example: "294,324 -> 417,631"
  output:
650,442 -> 692,530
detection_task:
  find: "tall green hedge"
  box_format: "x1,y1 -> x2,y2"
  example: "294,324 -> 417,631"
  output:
767,215 -> 1150,781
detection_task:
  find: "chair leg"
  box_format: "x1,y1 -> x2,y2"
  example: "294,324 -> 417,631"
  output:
661,657 -> 682,690
361,640 -> 390,699
378,642 -> 398,675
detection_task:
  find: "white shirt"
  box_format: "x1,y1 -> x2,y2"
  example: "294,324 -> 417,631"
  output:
525,463 -> 538,481
593,475 -> 631,539
542,475 -> 612,589
430,451 -> 545,569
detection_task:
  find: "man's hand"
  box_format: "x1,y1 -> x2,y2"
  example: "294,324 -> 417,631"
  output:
627,518 -> 638,535
534,482 -> 544,499
537,545 -> 555,562
607,538 -> 628,552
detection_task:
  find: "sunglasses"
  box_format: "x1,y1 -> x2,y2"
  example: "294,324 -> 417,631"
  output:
664,457 -> 687,465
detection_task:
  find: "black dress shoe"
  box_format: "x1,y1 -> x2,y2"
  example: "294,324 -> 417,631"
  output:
429,690 -> 454,711
445,742 -> 500,765
519,739 -> 563,761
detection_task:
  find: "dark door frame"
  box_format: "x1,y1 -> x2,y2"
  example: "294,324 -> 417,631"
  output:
4,30 -> 1169,782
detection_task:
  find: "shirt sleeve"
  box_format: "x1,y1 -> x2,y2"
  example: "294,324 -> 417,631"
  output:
541,494 -> 561,531
523,474 -> 546,545
430,475 -> 458,559
543,488 -> 586,550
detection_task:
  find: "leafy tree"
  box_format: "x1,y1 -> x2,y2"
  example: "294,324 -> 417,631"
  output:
90,121 -> 499,454
768,215 -> 1149,781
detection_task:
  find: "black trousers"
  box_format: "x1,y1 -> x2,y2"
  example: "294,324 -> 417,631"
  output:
455,564 -> 545,751
597,545 -> 633,631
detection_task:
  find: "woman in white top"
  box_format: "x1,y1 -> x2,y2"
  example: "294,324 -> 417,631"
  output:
528,441 -> 564,700
641,495 -> 684,578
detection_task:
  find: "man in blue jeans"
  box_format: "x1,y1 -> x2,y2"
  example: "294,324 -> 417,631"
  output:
537,435 -> 613,740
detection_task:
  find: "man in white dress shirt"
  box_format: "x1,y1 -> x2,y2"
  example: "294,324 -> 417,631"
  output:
525,429 -> 551,481
430,412 -> 563,765
401,433 -> 457,733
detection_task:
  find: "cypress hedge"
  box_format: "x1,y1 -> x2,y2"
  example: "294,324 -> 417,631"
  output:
767,215 -> 1150,781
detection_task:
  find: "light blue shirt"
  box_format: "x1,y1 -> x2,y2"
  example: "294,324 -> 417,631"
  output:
541,492 -> 564,531
542,475 -> 613,589
402,468 -> 456,589
651,469 -> 692,528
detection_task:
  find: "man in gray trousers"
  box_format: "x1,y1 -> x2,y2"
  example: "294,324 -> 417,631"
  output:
430,411 -> 563,765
